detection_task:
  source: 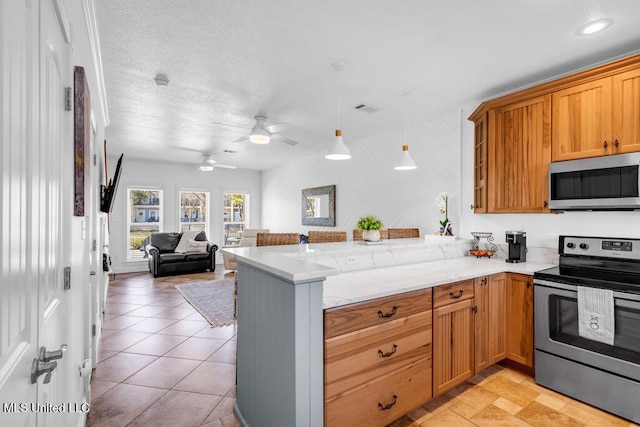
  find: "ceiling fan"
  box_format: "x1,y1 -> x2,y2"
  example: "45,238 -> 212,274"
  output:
199,153 -> 237,171
229,115 -> 300,146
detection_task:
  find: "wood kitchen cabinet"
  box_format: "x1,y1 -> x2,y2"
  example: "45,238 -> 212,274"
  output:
432,280 -> 475,396
506,273 -> 534,368
474,273 -> 507,373
473,112 -> 488,213
552,77 -> 612,161
470,54 -> 640,213
489,95 -> 551,212
553,67 -> 640,161
324,289 -> 432,427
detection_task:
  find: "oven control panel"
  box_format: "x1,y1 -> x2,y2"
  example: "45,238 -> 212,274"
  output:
560,236 -> 640,260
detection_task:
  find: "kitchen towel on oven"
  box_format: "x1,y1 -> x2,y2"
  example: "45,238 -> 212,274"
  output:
577,286 -> 615,345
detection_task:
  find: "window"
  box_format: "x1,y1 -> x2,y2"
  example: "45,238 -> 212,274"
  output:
223,193 -> 249,246
179,191 -> 209,236
127,188 -> 163,261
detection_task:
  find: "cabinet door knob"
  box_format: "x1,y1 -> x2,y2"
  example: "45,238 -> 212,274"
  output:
603,140 -> 608,149
472,306 -> 478,313
526,281 -> 531,289
543,200 -> 548,208
614,139 -> 619,148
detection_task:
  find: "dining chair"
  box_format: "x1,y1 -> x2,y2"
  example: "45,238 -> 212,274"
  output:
308,231 -> 348,243
387,228 -> 420,239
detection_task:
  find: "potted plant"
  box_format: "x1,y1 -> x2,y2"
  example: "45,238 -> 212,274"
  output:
357,215 -> 383,242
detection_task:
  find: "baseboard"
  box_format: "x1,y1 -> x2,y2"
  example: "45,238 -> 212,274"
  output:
499,359 -> 535,377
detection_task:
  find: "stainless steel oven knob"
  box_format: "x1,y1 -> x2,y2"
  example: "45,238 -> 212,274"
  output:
567,242 -> 575,249
579,243 -> 589,249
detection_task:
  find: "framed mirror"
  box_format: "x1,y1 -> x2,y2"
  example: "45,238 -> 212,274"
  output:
301,185 -> 336,226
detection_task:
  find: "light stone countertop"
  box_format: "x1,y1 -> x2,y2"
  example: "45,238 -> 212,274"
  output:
322,257 -> 555,308
221,239 -> 556,308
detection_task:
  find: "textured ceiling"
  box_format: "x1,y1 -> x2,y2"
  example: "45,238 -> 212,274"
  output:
95,0 -> 640,171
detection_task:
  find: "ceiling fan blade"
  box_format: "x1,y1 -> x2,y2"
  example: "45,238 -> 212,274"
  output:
232,135 -> 249,143
271,134 -> 299,146
210,120 -> 251,130
264,123 -> 287,134
215,164 -> 237,169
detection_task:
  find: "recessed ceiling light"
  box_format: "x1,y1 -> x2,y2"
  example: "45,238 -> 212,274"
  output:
577,19 -> 613,36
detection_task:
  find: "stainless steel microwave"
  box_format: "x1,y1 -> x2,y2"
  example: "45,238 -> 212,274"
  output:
548,153 -> 640,210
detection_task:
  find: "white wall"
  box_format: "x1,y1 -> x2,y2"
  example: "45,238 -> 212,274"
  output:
108,157 -> 262,273
262,111 -> 461,237
458,104 -> 640,248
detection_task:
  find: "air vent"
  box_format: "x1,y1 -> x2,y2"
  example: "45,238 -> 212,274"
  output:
224,149 -> 239,154
354,103 -> 380,113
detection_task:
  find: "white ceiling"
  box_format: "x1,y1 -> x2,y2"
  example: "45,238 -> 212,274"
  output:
95,0 -> 640,171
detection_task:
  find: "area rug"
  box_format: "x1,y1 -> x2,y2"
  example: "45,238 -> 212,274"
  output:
175,279 -> 236,327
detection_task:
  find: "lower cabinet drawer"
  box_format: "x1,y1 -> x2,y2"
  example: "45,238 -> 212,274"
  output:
433,279 -> 474,308
325,356 -> 432,427
325,311 -> 431,398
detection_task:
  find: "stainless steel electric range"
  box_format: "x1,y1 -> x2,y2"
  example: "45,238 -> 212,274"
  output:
534,235 -> 640,423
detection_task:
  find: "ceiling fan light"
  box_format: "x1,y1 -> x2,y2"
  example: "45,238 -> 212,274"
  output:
326,129 -> 351,160
394,145 -> 417,170
199,163 -> 214,172
249,126 -> 271,144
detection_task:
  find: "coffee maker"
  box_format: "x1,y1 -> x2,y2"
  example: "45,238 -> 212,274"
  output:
505,231 -> 527,263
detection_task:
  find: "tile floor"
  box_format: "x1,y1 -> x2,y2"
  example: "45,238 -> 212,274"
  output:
86,270 -> 240,427
87,271 -> 638,427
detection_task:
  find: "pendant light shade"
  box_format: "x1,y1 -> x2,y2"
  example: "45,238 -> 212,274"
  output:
394,145 -> 417,170
326,129 -> 351,160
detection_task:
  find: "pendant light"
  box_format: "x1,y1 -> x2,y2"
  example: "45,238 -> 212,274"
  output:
326,63 -> 351,160
394,92 -> 417,170
394,145 -> 417,170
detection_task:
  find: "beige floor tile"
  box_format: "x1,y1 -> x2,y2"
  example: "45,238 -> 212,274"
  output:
174,361 -> 236,396
151,306 -> 198,320
562,400 -> 632,427
469,404 -> 531,427
98,330 -> 153,352
164,337 -> 227,360
496,367 -> 529,383
419,408 -> 476,426
534,392 -> 567,411
516,400 -> 585,426
103,303 -> 144,315
158,319 -> 209,336
123,356 -> 201,389
92,352 -> 158,383
86,384 -> 166,427
122,333 -> 188,356
96,349 -> 118,364
128,390 -> 221,427
492,397 -> 523,415
448,398 -> 480,419
203,396 -> 237,424
124,317 -> 179,333
90,380 -> 118,399
124,304 -> 173,317
102,315 -> 146,331
207,341 -> 237,364
455,383 -> 499,411
481,375 -> 539,407
195,324 -> 237,339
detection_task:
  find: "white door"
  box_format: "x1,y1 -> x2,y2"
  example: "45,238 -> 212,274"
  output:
0,0 -> 40,425
38,0 -> 91,425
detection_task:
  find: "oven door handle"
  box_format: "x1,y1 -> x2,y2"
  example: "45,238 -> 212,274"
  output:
534,279 -> 640,303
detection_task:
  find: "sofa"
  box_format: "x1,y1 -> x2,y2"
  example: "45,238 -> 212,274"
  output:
146,231 -> 218,277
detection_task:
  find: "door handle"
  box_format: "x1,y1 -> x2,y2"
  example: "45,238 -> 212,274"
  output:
40,345 -> 66,362
31,359 -> 57,384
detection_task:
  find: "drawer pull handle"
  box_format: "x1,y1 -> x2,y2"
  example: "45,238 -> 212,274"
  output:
449,290 -> 464,299
378,344 -> 398,358
378,395 -> 398,411
377,306 -> 398,318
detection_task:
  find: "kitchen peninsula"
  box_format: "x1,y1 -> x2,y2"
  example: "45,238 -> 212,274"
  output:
221,239 -> 555,427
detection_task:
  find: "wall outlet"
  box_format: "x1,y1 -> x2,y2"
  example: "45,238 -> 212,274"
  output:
346,256 -> 358,265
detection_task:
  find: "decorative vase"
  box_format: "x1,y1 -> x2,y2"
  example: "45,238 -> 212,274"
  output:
363,230 -> 381,242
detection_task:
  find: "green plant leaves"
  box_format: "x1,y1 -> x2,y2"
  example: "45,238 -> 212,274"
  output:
357,215 -> 383,230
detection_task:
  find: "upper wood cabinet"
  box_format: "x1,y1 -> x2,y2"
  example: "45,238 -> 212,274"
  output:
473,113 -> 488,213
552,77 -> 612,161
553,68 -> 640,160
470,54 -> 640,213
613,68 -> 640,154
489,95 -> 551,212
